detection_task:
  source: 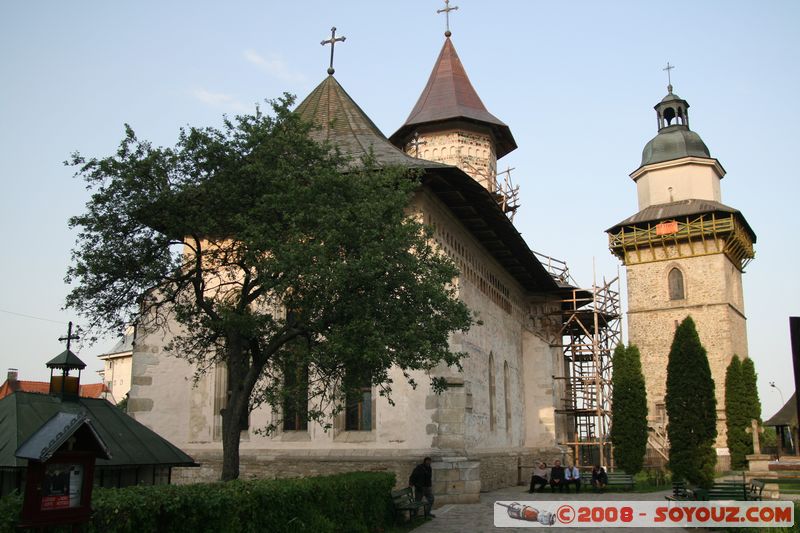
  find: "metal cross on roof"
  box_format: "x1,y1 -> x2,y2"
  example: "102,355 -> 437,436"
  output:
321,26 -> 346,75
408,132 -> 427,158
663,62 -> 675,93
58,321 -> 80,353
437,0 -> 459,37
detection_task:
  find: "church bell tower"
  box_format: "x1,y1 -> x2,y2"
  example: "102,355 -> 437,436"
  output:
606,76 -> 757,457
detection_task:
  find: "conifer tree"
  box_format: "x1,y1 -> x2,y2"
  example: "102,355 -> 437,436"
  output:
610,343 -> 648,475
665,316 -> 717,487
741,357 -> 762,424
725,355 -> 749,469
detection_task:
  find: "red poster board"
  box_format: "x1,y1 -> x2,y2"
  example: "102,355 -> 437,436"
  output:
656,220 -> 679,235
19,452 -> 96,528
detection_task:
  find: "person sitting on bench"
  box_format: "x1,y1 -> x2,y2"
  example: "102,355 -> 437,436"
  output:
528,461 -> 549,493
565,462 -> 581,493
550,460 -> 566,492
591,465 -> 608,491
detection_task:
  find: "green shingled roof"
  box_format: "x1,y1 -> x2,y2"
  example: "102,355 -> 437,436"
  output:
640,126 -> 711,167
46,349 -> 87,370
0,392 -> 196,468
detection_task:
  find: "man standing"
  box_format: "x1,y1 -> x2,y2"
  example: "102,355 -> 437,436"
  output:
409,457 -> 435,518
549,459 -> 565,492
564,462 -> 581,493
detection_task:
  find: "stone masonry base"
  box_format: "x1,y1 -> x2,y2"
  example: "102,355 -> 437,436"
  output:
172,447 -> 564,507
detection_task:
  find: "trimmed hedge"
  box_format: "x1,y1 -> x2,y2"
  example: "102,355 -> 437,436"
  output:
0,471 -> 395,533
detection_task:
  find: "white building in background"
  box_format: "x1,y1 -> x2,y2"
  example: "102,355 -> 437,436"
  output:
97,325 -> 135,404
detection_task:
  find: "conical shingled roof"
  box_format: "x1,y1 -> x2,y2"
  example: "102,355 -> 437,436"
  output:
389,37 -> 516,158
295,75 -> 445,169
293,73 -> 558,294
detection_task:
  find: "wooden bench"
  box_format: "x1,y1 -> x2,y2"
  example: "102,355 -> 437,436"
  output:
705,481 -> 748,501
606,473 -> 635,490
391,487 -> 426,523
665,481 -> 691,501
754,477 -> 800,498
583,472 -> 635,491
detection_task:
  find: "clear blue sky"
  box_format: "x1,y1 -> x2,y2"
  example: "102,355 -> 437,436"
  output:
1,1 -> 798,418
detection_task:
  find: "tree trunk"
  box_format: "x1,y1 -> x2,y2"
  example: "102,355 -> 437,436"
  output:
220,336 -> 251,481
220,401 -> 242,481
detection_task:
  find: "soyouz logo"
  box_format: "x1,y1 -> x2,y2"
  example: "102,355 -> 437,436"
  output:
493,501 -> 794,528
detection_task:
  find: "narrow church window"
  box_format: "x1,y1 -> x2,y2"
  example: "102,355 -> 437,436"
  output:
503,361 -> 511,433
212,362 -> 227,441
282,361 -> 309,431
489,353 -> 496,431
282,311 -> 309,431
345,369 -> 372,431
668,268 -> 685,300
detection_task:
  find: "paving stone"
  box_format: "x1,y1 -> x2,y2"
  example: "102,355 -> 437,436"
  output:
413,485 -> 696,533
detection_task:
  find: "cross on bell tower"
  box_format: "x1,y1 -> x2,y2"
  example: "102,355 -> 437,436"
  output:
663,62 -> 675,93
321,26 -> 346,75
48,321 -> 87,400
58,321 -> 80,354
437,0 -> 459,37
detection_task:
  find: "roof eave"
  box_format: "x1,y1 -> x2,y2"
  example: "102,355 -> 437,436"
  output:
630,156 -> 726,181
390,118 -> 517,159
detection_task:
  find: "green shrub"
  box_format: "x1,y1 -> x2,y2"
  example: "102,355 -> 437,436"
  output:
0,492 -> 21,533
0,471 -> 394,533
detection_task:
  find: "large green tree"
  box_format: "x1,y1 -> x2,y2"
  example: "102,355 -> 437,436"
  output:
610,343 -> 649,475
725,355 -> 749,469
66,96 -> 474,481
665,316 -> 717,487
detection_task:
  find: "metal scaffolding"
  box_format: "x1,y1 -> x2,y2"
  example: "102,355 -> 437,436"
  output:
537,254 -> 622,468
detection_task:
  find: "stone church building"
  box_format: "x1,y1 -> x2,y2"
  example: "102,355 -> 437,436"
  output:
607,82 -> 756,468
127,32 -> 583,504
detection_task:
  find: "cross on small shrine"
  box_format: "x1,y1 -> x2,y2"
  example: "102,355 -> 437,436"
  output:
663,62 -> 675,92
58,321 -> 80,353
745,418 -> 765,455
437,0 -> 459,37
321,26 -> 346,75
408,132 -> 427,158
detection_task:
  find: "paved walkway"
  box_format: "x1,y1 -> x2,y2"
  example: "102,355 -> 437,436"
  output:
410,485 -> 696,532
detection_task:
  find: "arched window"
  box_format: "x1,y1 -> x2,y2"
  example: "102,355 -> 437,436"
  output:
668,268 -> 685,300
489,353 -> 496,431
503,361 -> 511,433
283,364 -> 309,431
283,311 -> 309,431
663,107 -> 676,126
345,368 -> 372,431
